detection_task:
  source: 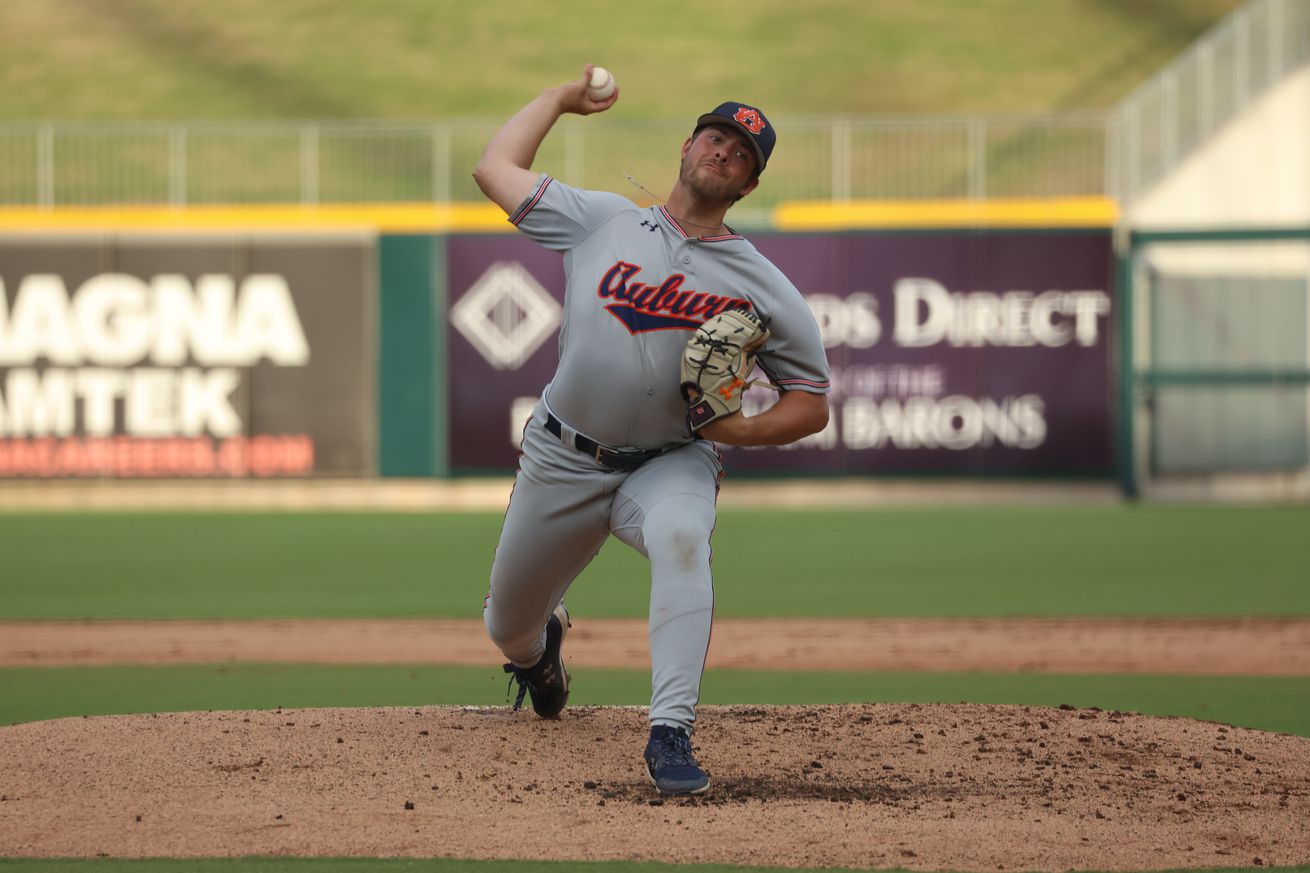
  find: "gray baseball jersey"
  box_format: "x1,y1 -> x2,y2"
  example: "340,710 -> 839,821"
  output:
484,173 -> 829,732
510,173 -> 831,449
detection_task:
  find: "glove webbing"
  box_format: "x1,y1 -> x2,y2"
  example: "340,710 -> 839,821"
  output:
688,335 -> 779,398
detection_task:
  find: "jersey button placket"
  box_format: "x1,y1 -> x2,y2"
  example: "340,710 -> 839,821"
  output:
676,240 -> 694,270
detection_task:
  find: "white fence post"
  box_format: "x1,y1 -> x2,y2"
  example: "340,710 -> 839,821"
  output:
1199,40 -> 1215,136
831,118 -> 851,202
1162,70 -> 1179,166
169,126 -> 187,208
1235,6 -> 1251,104
967,117 -> 985,200
1125,98 -> 1141,202
37,125 -> 55,210
300,126 -> 319,205
1104,112 -> 1122,203
1268,0 -> 1284,81
432,125 -> 451,203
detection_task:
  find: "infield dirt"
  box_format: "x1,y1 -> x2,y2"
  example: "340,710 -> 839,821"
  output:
3,618 -> 1309,869
5,616 -> 1310,674
2,702 -> 1308,870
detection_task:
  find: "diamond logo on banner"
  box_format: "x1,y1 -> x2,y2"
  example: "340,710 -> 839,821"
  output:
451,262 -> 561,370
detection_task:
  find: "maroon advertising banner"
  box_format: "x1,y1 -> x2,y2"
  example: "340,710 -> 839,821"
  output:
446,231 -> 1114,476
0,235 -> 375,478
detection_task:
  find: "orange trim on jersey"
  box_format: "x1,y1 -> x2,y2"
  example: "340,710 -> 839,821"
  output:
509,177 -> 553,227
658,205 -> 742,242
659,205 -> 691,239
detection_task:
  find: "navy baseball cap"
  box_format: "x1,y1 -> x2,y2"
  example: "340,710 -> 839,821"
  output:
695,101 -> 775,175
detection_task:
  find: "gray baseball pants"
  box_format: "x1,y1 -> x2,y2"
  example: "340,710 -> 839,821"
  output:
483,398 -> 721,731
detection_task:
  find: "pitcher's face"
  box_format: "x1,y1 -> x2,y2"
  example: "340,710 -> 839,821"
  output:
678,125 -> 759,204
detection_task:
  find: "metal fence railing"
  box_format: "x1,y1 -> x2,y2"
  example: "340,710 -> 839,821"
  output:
0,114 -> 1112,215
1115,0 -> 1310,204
0,0 -> 1304,214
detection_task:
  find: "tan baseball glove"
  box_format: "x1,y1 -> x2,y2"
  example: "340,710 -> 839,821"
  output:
680,308 -> 772,433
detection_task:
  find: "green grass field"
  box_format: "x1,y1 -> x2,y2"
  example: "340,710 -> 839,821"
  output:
3,664 -> 1308,736
4,505 -> 1307,872
2,506 -> 1306,620
0,0 -> 1241,121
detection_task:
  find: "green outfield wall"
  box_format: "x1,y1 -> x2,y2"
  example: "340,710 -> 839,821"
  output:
377,234 -> 445,477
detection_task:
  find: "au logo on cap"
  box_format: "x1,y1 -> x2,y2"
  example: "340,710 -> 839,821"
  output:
733,107 -> 766,135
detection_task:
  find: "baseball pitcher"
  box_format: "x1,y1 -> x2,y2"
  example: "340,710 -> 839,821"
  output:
473,64 -> 831,796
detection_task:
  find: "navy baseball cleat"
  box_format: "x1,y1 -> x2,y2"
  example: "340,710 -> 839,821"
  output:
504,604 -> 571,718
644,724 -> 710,796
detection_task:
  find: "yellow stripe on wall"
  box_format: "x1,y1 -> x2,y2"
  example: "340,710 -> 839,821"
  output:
0,203 -> 515,233
773,197 -> 1118,230
0,197 -> 1118,233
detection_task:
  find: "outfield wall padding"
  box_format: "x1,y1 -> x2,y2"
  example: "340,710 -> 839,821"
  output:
443,230 -> 1116,477
0,226 -> 1115,479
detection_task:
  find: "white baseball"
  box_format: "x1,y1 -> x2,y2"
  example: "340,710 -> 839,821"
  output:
587,66 -> 615,101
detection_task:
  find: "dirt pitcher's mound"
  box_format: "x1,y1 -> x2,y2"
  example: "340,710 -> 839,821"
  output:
1,704 -> 1307,871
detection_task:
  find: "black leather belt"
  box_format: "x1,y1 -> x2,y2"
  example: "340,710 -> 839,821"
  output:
544,413 -> 663,471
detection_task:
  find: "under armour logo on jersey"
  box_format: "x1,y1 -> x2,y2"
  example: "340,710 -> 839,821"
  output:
640,220 -> 658,232
596,260 -> 752,334
733,106 -> 766,135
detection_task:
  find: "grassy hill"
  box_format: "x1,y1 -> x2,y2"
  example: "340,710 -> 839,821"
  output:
1,0 -> 1243,121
